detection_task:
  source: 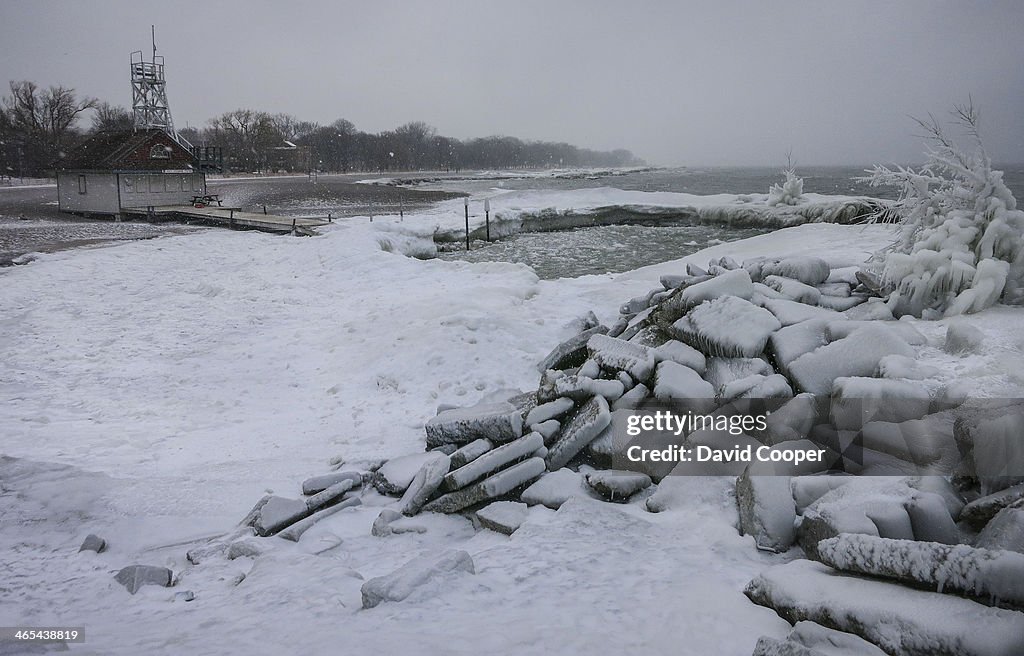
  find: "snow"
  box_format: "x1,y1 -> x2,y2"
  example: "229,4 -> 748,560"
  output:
763,298 -> 842,326
763,275 -> 822,304
520,468 -> 592,509
672,296 -> 782,358
586,333 -> 657,381
652,360 -> 716,402
3,200 -> 1023,654
678,268 -> 756,308
360,549 -> 475,609
652,339 -> 707,374
788,325 -> 917,396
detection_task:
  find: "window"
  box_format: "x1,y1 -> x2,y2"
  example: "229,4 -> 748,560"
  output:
77,175 -> 87,194
124,176 -> 135,193
150,144 -> 171,159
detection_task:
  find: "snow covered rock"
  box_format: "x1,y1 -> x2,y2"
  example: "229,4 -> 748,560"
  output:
448,438 -> 494,470
960,411 -> 1024,495
373,452 -> 446,495
611,382 -> 650,411
246,495 -> 310,537
578,358 -> 601,379
817,533 -> 1024,607
761,394 -> 819,445
876,354 -> 938,380
769,319 -> 833,377
671,296 -> 782,358
475,501 -> 529,535
652,360 -> 716,404
791,476 -> 854,515
545,395 -> 612,470
301,470 -> 362,496
961,484 -> 1024,530
537,324 -> 608,372
371,509 -> 403,537
817,294 -> 867,312
361,550 -> 475,609
114,565 -> 173,595
842,300 -> 894,321
79,534 -> 106,554
750,256 -> 831,286
532,419 -> 561,441
788,325 -> 916,396
537,370 -> 624,403
525,397 -> 574,427
227,537 -> 272,560
798,479 -> 918,559
944,321 -> 985,354
677,268 -> 755,308
304,479 -> 355,512
722,374 -> 793,401
442,432 -> 544,491
829,377 -> 932,431
584,470 -> 652,502
520,468 -> 590,509
744,559 -> 1024,656
763,298 -> 841,326
752,621 -> 887,656
586,333 -> 657,382
817,282 -> 853,298
763,276 -> 822,305
905,493 -> 960,544
422,457 -> 546,514
396,452 -> 451,516
705,357 -> 775,393
976,501 -> 1024,554
652,340 -> 707,374
736,467 -> 796,553
826,320 -> 926,345
279,496 -> 361,541
425,401 -> 524,447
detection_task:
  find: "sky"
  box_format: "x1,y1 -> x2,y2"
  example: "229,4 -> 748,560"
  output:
1,0 -> 1022,167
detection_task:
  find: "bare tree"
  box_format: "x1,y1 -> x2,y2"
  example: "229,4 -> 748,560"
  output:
90,102 -> 133,133
1,80 -> 97,174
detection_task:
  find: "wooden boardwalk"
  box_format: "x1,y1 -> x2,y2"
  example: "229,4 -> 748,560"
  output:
121,205 -> 329,235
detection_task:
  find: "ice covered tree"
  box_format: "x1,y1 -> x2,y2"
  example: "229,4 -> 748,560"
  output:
767,151 -> 804,206
862,101 -> 1024,317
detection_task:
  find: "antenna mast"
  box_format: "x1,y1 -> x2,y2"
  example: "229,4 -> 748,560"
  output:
130,26 -> 190,147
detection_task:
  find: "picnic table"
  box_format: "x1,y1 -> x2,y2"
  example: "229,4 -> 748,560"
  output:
192,194 -> 223,208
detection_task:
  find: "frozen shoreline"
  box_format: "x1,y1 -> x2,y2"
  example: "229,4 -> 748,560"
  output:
1,200 -> 1022,653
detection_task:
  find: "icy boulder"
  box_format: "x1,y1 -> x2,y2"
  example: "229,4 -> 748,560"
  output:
763,298 -> 841,326
788,325 -> 917,396
525,397 -> 574,427
537,324 -> 608,372
829,377 -> 932,431
761,394 -> 819,446
537,370 -> 625,403
114,565 -> 173,595
425,401 -> 524,447
842,300 -> 894,321
944,320 -> 985,355
671,296 -> 781,358
652,360 -> 716,405
976,501 -> 1024,554
744,559 -> 1024,656
704,357 -> 774,393
422,457 -> 546,514
521,468 -> 592,509
301,471 -> 362,496
584,470 -> 652,502
752,621 -> 888,656
749,256 -> 830,286
586,333 -> 656,382
396,452 -> 450,516
769,319 -> 833,377
677,268 -> 755,308
961,484 -> 1024,530
442,432 -> 543,491
763,275 -> 822,305
448,439 -> 495,470
798,479 -> 917,559
817,294 -> 868,312
361,550 -> 475,609
373,452 -> 447,496
475,501 -> 529,535
545,396 -> 612,470
826,320 -> 927,345
245,495 -> 310,537
817,533 -> 1024,607
905,493 -> 960,544
736,466 -> 796,553
652,340 -> 707,374
876,354 -> 939,380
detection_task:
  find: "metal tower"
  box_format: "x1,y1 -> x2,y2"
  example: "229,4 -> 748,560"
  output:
130,26 -> 190,147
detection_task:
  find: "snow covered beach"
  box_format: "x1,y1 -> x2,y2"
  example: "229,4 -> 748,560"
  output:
2,179 -> 1024,655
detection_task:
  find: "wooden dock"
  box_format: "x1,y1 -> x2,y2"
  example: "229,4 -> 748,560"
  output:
121,205 -> 329,235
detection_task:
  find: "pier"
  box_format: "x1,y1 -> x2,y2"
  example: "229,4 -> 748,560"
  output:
120,205 -> 329,236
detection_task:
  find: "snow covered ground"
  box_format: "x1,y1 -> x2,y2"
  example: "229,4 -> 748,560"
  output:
1,206 -> 1022,654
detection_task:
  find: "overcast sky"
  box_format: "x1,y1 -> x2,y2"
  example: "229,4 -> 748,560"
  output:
2,0 -> 1022,166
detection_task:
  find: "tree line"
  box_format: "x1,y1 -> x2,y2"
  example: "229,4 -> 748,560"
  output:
0,80 -> 643,177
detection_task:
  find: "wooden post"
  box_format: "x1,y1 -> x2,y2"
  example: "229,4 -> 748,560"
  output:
291,217 -> 297,234
399,197 -> 404,222
328,212 -> 332,223
263,204 -> 267,215
464,197 -> 470,251
229,209 -> 235,229
485,198 -> 490,241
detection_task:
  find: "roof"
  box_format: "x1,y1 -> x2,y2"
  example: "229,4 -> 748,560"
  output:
57,129 -> 198,171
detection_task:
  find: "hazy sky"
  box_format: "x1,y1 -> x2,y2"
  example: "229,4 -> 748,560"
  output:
2,0 -> 1022,166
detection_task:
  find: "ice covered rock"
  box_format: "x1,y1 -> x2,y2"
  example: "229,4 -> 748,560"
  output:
905,493 -> 960,544
761,394 -> 819,446
763,298 -> 841,326
817,282 -> 853,298
976,501 -> 1024,554
521,468 -> 597,509
829,377 -> 932,431
584,470 -> 652,502
736,467 -> 796,553
373,452 -> 445,495
586,333 -> 656,381
396,452 -> 450,516
791,475 -> 854,515
752,621 -> 888,656
227,537 -> 272,560
944,321 -> 985,354
246,495 -> 310,537
876,354 -> 939,380
817,294 -> 867,311
361,550 -> 475,609
677,268 -> 755,308
79,534 -> 106,553
114,565 -> 173,594
763,276 -> 822,305
788,325 -> 916,396
817,533 -> 1024,607
545,396 -> 612,470
371,509 -> 403,537
611,382 -> 650,411
448,439 -> 494,470
628,325 -> 670,348
961,484 -> 1024,530
749,256 -> 830,286
537,324 -> 608,372
704,357 -> 774,393
798,479 -> 917,559
722,374 -> 793,401
532,419 -> 561,441
652,340 -> 707,374
422,457 -> 546,514
744,559 -> 1024,656
537,370 -> 624,403
652,360 -> 716,404
842,300 -> 894,321
304,479 -> 355,512
578,358 -> 601,379
475,501 -> 529,535
959,411 -> 1024,496
425,401 -> 524,447
524,397 -> 574,427
826,320 -> 926,345
301,471 -> 362,496
671,296 -> 781,358
769,319 -> 832,377
442,432 -> 543,491
279,496 -> 361,541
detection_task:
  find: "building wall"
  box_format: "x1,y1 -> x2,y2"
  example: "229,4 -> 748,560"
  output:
57,172 -> 120,214
118,172 -> 206,208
